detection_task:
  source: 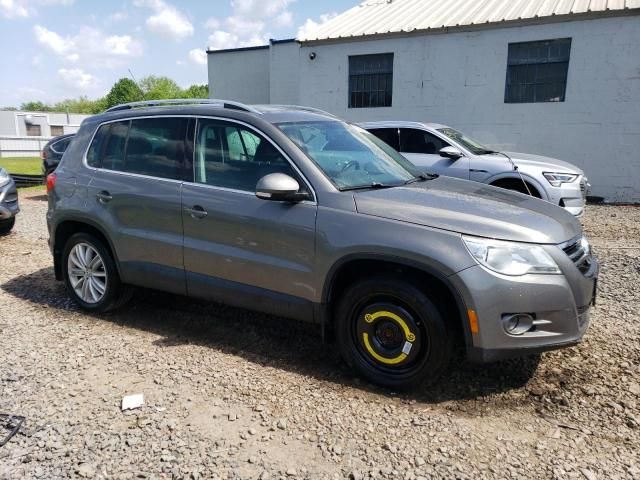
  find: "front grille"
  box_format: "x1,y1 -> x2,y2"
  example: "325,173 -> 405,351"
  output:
580,181 -> 586,192
563,238 -> 591,274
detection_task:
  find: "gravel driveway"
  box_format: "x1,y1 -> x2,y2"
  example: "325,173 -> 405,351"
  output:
1,190 -> 639,479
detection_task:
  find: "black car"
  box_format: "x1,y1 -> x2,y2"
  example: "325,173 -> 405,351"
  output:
42,134 -> 75,176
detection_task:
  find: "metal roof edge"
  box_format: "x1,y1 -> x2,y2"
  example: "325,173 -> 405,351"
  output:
298,8 -> 640,46
207,44 -> 270,54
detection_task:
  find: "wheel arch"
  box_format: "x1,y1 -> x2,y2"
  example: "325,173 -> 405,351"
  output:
321,254 -> 472,349
52,216 -> 120,281
486,172 -> 548,200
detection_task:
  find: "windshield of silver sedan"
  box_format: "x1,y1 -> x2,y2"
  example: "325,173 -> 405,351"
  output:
276,121 -> 421,190
437,127 -> 494,155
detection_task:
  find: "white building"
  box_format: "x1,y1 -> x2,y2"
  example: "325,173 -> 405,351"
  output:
0,109 -> 89,157
207,0 -> 640,203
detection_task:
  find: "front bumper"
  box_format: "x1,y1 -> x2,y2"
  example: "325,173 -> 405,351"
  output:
546,177 -> 589,216
450,252 -> 598,363
0,179 -> 20,220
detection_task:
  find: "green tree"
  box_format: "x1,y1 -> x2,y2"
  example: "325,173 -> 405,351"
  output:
52,96 -> 104,114
104,78 -> 144,109
181,84 -> 208,98
20,101 -> 54,112
139,75 -> 182,100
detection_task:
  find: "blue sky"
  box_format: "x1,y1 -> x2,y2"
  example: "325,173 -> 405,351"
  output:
0,0 -> 357,107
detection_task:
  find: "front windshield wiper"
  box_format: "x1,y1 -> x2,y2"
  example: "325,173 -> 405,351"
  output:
339,182 -> 402,192
404,172 -> 439,185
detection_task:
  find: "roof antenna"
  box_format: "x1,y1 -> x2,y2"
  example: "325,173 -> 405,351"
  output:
128,68 -> 138,85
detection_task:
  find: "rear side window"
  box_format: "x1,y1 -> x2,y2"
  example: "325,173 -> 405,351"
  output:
51,136 -> 72,154
87,121 -> 128,168
399,129 -> 450,154
86,117 -> 187,180
124,118 -> 187,179
368,128 -> 399,151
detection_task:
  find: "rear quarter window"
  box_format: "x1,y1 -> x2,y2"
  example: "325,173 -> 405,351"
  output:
86,121 -> 129,169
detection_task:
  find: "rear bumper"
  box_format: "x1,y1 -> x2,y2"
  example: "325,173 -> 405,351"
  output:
450,255 -> 597,363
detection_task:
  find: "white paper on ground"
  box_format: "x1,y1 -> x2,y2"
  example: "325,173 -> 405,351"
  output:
121,393 -> 144,410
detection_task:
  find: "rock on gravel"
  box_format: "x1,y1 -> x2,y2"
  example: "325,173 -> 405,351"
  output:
0,190 -> 639,479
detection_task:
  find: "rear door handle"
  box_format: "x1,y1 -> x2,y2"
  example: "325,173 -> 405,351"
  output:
184,205 -> 208,219
96,191 -> 112,203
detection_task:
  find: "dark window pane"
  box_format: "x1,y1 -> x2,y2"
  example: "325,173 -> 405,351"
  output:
400,129 -> 449,154
118,118 -> 186,180
368,128 -> 400,151
87,121 -> 129,170
505,38 -> 570,103
348,53 -> 393,108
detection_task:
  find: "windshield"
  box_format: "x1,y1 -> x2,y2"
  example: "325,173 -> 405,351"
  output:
276,121 -> 419,190
437,127 -> 493,155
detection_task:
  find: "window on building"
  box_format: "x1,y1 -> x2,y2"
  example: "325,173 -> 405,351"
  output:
348,53 -> 393,108
194,119 -> 300,192
26,124 -> 41,136
400,129 -> 450,154
50,125 -> 64,136
505,38 -> 571,103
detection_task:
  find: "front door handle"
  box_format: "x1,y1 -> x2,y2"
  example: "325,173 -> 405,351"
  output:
184,205 -> 208,219
96,191 -> 112,203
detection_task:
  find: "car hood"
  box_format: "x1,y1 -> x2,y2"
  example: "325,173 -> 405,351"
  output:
353,176 -> 581,244
501,151 -> 584,176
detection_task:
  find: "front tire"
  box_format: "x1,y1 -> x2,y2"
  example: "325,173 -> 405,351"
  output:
0,217 -> 15,236
62,232 -> 131,312
336,276 -> 454,390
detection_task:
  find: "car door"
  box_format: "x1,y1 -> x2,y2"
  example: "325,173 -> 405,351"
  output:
86,116 -> 188,295
181,117 -> 317,321
399,128 -> 469,179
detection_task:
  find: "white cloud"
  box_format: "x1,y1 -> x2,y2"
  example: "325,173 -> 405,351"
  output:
204,17 -> 220,29
135,0 -> 193,41
188,48 -> 207,65
58,68 -> 96,89
206,0 -> 294,51
106,10 -> 128,23
0,0 -> 72,18
297,12 -> 337,40
33,25 -> 143,68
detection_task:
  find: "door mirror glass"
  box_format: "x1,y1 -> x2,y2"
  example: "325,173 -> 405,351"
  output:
439,146 -> 463,160
256,173 -> 306,202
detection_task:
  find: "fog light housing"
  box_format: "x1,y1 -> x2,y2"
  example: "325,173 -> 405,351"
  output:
502,314 -> 534,335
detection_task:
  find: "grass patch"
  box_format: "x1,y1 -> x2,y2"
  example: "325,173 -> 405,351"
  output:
0,157 -> 41,175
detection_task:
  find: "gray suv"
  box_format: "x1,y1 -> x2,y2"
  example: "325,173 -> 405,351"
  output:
0,167 -> 19,235
47,100 -> 598,390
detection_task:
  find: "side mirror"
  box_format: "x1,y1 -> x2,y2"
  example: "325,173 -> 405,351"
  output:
439,146 -> 463,160
256,173 -> 308,202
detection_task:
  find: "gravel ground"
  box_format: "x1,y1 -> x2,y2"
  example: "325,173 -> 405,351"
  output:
1,190 -> 639,479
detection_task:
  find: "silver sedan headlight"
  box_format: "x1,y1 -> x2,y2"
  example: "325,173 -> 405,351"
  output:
543,172 -> 579,187
463,236 -> 561,276
0,168 -> 9,188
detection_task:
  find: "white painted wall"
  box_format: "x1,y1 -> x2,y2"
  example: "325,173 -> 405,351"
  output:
294,16 -> 640,202
208,47 -> 270,104
269,42 -> 300,105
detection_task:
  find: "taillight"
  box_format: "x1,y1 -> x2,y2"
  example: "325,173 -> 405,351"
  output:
46,172 -> 57,192
41,149 -> 47,159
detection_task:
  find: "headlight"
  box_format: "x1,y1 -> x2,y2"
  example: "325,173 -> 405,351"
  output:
463,236 -> 561,276
543,172 -> 579,187
0,168 -> 9,187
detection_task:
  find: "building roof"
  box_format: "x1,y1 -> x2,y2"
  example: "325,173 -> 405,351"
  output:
298,0 -> 640,42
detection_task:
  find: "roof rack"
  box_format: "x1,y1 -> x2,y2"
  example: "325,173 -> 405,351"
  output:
256,104 -> 338,118
105,98 -> 261,114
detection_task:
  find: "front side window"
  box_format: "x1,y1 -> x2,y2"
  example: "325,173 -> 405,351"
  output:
277,121 -> 419,190
194,119 -> 301,192
348,53 -> 393,108
505,38 -> 571,103
399,129 -> 449,154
